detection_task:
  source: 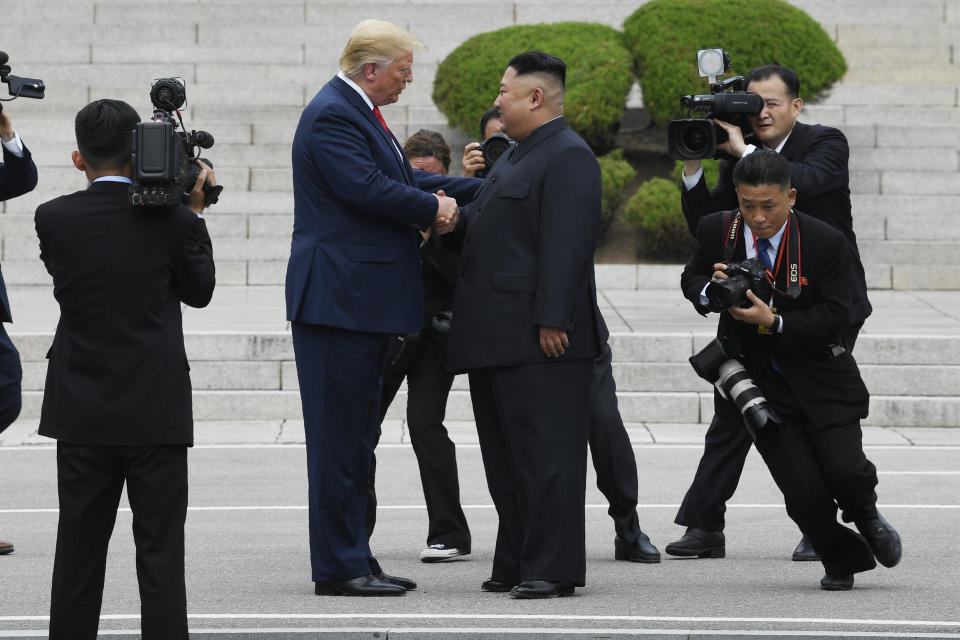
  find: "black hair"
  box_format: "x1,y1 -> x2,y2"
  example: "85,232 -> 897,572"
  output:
745,64 -> 801,99
403,129 -> 451,172
479,107 -> 501,140
732,149 -> 791,191
74,99 -> 141,171
507,50 -> 566,89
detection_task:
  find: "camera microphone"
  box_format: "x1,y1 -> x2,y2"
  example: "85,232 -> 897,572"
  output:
0,51 -> 9,66
194,130 -> 215,149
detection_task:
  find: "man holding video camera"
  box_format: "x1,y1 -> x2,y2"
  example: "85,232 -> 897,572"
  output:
670,64 -> 871,561
681,149 -> 899,590
0,105 -> 37,557
36,98 -> 216,640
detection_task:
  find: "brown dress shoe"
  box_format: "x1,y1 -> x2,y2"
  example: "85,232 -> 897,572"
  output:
0,540 -> 13,555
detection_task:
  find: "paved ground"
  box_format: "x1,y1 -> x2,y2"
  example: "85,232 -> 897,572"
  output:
1,430 -> 959,639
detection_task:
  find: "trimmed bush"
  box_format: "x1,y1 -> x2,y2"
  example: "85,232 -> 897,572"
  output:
598,149 -> 637,231
623,0 -> 847,125
433,22 -> 634,153
624,177 -> 696,261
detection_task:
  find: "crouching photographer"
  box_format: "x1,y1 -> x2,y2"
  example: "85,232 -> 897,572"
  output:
679,149 -> 900,591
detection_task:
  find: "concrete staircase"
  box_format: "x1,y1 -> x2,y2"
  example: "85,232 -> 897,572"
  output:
1,0 -> 958,434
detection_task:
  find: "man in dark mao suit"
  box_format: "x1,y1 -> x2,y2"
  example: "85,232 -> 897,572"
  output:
0,105 -> 38,556
669,65 -> 871,561
446,51 -> 603,599
681,149 -> 900,590
286,19 -> 479,597
35,99 -> 216,639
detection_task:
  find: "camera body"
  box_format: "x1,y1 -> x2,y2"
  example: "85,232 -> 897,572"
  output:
0,51 -> 45,108
668,49 -> 763,160
130,78 -> 221,208
474,132 -> 513,179
689,337 -> 780,440
704,257 -> 771,313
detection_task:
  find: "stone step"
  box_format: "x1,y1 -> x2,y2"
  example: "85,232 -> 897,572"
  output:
823,84 -> 957,107
836,24 -> 960,47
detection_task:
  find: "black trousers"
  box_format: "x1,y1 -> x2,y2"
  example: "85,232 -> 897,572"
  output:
49,442 -> 188,640
589,341 -> 643,545
370,333 -> 471,550
469,359 -> 592,586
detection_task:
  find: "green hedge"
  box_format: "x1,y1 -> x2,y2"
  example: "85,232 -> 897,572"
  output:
623,0 -> 847,125
598,149 -> 637,231
624,177 -> 696,261
433,22 -> 634,153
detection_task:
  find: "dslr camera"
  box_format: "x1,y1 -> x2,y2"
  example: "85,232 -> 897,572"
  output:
704,258 -> 771,313
668,49 -> 763,160
689,337 -> 780,441
0,51 -> 45,110
130,77 -> 222,207
474,132 -> 512,179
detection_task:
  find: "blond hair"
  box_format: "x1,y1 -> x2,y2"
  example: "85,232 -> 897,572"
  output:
339,20 -> 425,79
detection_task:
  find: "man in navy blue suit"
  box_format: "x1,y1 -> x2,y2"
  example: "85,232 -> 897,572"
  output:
0,105 -> 37,556
286,19 -> 480,597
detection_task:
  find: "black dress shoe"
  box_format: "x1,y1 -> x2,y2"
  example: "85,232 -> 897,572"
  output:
792,536 -> 820,561
509,580 -> 575,599
614,533 -> 661,563
0,539 -> 13,556
857,513 -> 902,568
481,578 -> 515,592
314,574 -> 405,596
820,573 -> 854,591
375,571 -> 417,590
664,527 -> 725,558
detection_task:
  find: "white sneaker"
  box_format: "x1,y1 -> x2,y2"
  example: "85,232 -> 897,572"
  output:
418,543 -> 468,563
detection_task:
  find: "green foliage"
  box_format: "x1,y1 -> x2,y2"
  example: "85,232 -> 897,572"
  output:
598,149 -> 637,230
624,177 -> 696,261
672,158 -> 720,190
433,22 -> 634,153
623,0 -> 847,125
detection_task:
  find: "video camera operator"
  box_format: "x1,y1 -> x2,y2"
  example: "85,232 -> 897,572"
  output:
669,64 -> 872,562
35,98 -> 216,639
679,150 -> 899,591
0,105 -> 38,557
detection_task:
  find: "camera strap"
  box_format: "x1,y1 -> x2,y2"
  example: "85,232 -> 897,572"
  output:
720,209 -> 741,261
724,209 -> 802,300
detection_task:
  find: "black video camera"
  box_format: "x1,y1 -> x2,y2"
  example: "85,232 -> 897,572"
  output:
704,257 -> 771,313
130,78 -> 222,208
474,132 -> 512,179
0,51 -> 45,112
668,49 -> 763,160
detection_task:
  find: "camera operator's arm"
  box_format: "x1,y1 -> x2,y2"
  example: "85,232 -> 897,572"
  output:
786,126 -> 849,199
188,161 -> 216,216
0,107 -> 38,201
681,216 -> 728,315
461,142 -> 484,178
680,157 -> 740,237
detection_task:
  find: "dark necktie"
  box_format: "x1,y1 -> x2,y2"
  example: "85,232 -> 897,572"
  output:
372,106 -> 390,135
757,237 -> 774,271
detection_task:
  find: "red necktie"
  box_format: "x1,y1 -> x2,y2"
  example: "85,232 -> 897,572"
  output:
373,106 -> 390,135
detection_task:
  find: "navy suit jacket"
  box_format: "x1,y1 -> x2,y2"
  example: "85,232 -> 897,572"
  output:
286,75 -> 481,335
0,141 -> 36,432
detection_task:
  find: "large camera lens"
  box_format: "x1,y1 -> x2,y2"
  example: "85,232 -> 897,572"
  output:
668,119 -> 716,160
705,275 -> 751,312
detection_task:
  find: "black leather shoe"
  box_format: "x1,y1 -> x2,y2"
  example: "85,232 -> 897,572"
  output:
481,578 -> 515,592
375,571 -> 417,590
664,527 -> 725,558
792,536 -> 820,561
314,574 -> 405,596
509,580 -> 575,599
857,513 -> 901,568
614,533 -> 661,563
0,539 -> 13,556
820,573 -> 854,591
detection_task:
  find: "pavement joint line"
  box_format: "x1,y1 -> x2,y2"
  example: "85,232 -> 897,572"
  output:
4,614 -> 960,627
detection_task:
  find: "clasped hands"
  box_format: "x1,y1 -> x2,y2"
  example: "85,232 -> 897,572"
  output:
433,190 -> 459,234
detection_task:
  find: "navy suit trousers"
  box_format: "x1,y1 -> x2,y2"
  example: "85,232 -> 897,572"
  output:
291,321 -> 389,583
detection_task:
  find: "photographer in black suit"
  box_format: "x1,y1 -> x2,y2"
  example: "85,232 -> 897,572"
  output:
0,105 -> 38,556
35,99 -> 216,640
669,65 -> 870,561
681,150 -> 899,590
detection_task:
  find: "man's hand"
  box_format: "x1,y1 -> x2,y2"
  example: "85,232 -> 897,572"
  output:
433,190 -> 459,234
189,161 -> 216,214
539,325 -> 569,358
461,142 -> 485,178
0,107 -> 15,143
713,119 -> 747,157
728,289 -> 776,328
711,262 -> 730,281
